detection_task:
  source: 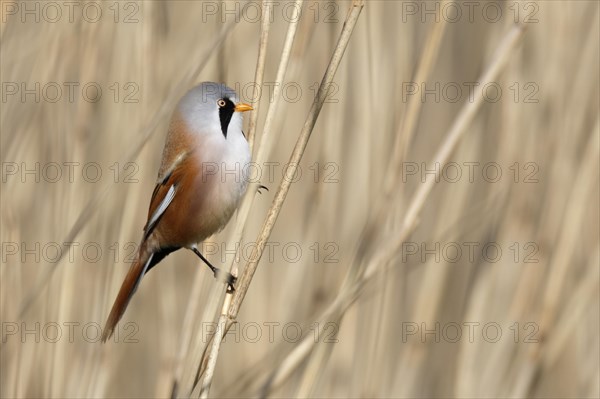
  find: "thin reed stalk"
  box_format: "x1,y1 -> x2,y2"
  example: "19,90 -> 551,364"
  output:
246,0 -> 274,151
195,1 -> 365,397
252,21 -> 528,395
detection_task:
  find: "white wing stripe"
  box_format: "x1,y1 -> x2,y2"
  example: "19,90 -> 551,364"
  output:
146,184 -> 176,234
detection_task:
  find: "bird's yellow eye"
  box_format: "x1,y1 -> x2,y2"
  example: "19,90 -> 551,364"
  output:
217,99 -> 227,107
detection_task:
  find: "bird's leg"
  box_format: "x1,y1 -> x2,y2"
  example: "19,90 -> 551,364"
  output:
191,247 -> 236,291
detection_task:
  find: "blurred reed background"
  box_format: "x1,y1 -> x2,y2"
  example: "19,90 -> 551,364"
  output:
1,0 -> 599,398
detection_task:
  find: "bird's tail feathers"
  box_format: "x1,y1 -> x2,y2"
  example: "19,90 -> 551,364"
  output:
101,248 -> 154,343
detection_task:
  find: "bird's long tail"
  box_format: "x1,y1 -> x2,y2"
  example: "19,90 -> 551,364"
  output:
101,247 -> 154,343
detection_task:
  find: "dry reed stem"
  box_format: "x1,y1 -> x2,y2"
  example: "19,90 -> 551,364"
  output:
246,0 -> 274,151
3,3 -> 597,398
337,4 -> 452,291
383,0 -> 451,198
511,119 -> 600,398
212,0 -> 306,290
254,21 -> 528,395
381,22 -> 527,257
181,0 -> 305,395
228,0 -> 365,320
196,291 -> 233,399
295,5 -> 451,393
252,0 -> 305,173
193,1 -> 365,396
169,266 -> 206,398
543,251 -> 599,369
170,0 -> 304,394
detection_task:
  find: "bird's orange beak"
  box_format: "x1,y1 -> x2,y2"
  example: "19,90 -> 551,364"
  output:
234,102 -> 253,112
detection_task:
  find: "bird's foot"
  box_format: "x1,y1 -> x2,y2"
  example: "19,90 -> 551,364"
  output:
213,268 -> 237,292
190,247 -> 237,292
257,184 -> 269,194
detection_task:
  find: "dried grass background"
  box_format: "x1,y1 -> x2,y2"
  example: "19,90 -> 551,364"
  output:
1,0 -> 599,398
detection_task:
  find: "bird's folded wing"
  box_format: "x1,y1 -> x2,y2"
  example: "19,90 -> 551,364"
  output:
143,151 -> 190,239
145,185 -> 176,238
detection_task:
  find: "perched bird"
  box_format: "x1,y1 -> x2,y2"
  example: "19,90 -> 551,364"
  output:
102,82 -> 253,342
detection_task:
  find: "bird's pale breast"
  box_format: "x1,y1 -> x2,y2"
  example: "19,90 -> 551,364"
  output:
150,117 -> 249,249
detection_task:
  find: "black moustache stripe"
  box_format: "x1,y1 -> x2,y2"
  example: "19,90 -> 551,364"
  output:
219,98 -> 236,138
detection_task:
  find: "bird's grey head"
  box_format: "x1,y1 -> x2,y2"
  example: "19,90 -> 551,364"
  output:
177,82 -> 251,139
